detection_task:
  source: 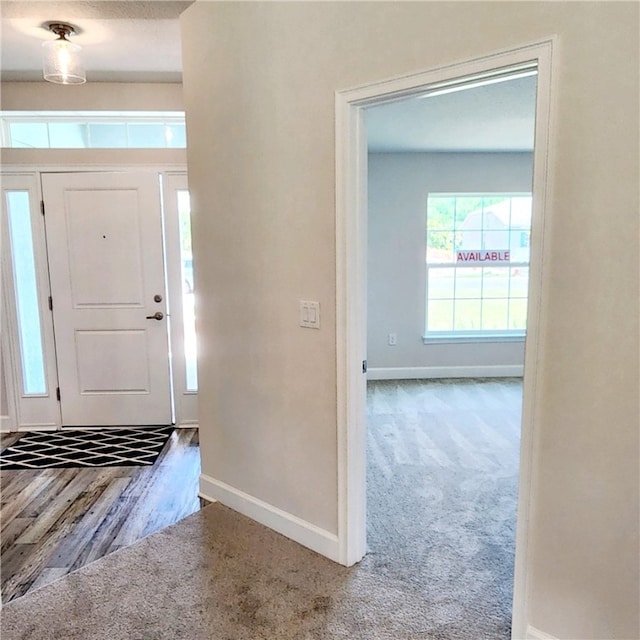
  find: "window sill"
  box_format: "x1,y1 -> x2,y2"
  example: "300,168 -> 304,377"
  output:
422,333 -> 526,345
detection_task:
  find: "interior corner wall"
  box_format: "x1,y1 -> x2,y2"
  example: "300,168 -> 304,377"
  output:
367,151 -> 532,374
180,2 -> 639,638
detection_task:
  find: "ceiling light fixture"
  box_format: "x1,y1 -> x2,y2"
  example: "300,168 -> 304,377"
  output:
42,22 -> 86,85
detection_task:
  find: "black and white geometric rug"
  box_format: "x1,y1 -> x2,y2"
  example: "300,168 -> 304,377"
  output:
0,427 -> 173,470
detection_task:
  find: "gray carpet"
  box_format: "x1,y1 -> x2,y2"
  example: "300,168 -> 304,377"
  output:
363,379 -> 522,638
1,378 -> 522,640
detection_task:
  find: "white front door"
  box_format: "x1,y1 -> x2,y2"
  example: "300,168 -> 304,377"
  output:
42,172 -> 172,427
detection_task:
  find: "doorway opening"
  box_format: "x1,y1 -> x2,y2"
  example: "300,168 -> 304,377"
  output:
336,41 -> 555,639
1,169 -> 199,431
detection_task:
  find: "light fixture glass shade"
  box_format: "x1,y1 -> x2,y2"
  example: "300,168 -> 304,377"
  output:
42,39 -> 86,85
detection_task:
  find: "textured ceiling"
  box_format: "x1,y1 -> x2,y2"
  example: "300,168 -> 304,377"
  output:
1,2 -> 536,152
0,1 -> 194,20
0,1 -> 194,82
366,74 -> 537,153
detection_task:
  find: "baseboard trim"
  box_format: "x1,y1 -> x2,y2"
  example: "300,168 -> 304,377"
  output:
0,416 -> 14,433
525,625 -> 559,640
367,365 -> 524,380
18,423 -> 58,431
177,421 -> 199,429
199,473 -> 340,562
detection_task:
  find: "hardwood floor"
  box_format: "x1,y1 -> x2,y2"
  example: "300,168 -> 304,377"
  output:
0,427 -> 201,604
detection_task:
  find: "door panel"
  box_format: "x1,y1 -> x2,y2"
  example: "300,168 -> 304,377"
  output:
42,172 -> 172,426
75,330 -> 150,393
66,192 -> 145,306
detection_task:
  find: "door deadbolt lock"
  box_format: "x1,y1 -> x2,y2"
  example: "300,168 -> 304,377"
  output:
146,311 -> 164,321
154,294 -> 163,303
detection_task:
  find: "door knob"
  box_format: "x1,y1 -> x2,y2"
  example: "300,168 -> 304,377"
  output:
146,311 -> 164,321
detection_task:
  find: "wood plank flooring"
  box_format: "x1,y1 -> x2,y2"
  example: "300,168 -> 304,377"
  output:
0,427 -> 201,603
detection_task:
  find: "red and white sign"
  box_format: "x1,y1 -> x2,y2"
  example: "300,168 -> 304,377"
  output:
456,250 -> 510,264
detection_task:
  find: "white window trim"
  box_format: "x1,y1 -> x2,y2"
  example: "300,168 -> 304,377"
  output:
162,172 -> 199,427
425,192 -> 532,338
422,333 -> 525,344
1,111 -> 186,149
1,172 -> 61,429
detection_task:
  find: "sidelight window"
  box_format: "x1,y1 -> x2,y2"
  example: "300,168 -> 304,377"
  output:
177,190 -> 198,392
5,191 -> 47,394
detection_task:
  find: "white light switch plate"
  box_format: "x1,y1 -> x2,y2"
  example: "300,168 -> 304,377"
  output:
299,300 -> 320,329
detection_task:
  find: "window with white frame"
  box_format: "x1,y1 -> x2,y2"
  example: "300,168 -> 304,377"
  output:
5,190 -> 47,394
425,193 -> 532,338
176,189 -> 198,392
0,111 -> 186,149
1,173 -> 61,428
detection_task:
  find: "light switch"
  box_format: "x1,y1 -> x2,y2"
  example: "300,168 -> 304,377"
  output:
299,300 -> 320,329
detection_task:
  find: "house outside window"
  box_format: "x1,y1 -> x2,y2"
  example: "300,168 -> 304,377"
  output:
425,193 -> 532,339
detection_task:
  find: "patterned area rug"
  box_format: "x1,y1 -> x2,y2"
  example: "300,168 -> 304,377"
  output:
0,427 -> 173,469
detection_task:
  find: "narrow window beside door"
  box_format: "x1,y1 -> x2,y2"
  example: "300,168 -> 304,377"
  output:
177,190 -> 198,392
6,191 -> 47,395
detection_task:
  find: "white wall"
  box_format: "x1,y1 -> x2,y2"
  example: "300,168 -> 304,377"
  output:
0,81 -> 184,112
368,151 -> 532,375
181,2 -> 639,638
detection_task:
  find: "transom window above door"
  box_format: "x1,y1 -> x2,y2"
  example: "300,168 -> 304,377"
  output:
0,111 -> 186,149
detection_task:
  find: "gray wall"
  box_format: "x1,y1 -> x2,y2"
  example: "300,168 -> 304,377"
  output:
367,152 -> 532,372
181,2 -> 639,638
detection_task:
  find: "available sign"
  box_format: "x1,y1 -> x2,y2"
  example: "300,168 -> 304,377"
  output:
456,250 -> 510,264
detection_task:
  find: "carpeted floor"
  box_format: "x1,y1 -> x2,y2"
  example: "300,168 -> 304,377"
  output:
363,378 -> 522,638
0,378 -> 522,640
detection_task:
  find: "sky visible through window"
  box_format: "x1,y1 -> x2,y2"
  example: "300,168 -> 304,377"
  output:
177,190 -> 198,392
1,112 -> 186,149
6,191 -> 47,394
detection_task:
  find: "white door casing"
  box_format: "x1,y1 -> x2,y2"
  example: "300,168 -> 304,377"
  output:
42,172 -> 172,426
162,173 -> 198,426
1,172 -> 60,430
335,40 -> 556,640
